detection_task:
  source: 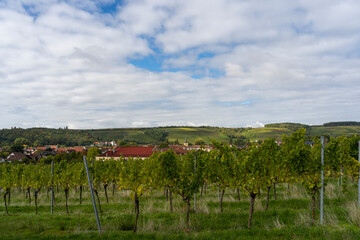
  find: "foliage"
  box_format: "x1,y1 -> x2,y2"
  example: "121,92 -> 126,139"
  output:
265,123 -> 310,131
144,129 -> 169,143
118,156 -> 157,232
323,121 -> 360,127
194,139 -> 206,145
87,147 -> 101,161
10,143 -> 24,153
1,132 -> 360,229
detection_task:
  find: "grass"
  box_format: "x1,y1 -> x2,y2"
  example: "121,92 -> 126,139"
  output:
242,127 -> 292,141
21,125 -> 360,146
1,182 -> 360,239
166,127 -> 228,144
309,126 -> 360,137
87,127 -> 230,145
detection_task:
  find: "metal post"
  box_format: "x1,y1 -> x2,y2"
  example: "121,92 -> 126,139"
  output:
341,168 -> 343,186
340,154 -> 343,186
358,141 -> 360,205
51,161 -> 54,215
84,156 -> 101,233
194,151 -> 197,212
320,136 -> 324,224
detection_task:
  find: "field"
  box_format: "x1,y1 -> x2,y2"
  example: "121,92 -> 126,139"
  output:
1,124 -> 360,147
166,127 -> 229,144
1,181 -> 360,239
87,125 -> 360,144
87,127 -> 229,145
309,126 -> 360,137
241,128 -> 292,141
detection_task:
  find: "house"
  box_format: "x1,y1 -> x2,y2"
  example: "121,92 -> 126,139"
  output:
169,145 -> 189,154
7,152 -> 27,162
92,141 -> 117,146
185,145 -> 213,152
66,146 -> 86,153
40,150 -> 57,157
57,147 -> 67,154
96,146 -> 156,160
154,145 -> 189,155
27,152 -> 41,161
48,145 -> 58,151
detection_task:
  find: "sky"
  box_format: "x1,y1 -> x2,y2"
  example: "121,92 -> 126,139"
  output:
0,0 -> 360,129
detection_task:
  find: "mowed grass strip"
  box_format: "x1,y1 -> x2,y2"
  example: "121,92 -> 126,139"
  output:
1,182 -> 360,239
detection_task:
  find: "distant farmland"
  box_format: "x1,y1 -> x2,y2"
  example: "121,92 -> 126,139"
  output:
1,122 -> 360,146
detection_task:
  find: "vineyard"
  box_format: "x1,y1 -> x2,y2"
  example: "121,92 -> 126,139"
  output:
1,129 -> 360,239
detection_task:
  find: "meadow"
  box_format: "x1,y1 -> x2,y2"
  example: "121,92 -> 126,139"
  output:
1,181 -> 360,240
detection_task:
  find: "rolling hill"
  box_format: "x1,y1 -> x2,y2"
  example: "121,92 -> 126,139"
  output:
1,122 -> 360,147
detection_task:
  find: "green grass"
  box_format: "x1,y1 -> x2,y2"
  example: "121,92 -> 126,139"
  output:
1,181 -> 360,239
166,128 -> 228,144
242,128 -> 292,141
87,125 -> 360,145
309,126 -> 360,137
87,127 -> 229,145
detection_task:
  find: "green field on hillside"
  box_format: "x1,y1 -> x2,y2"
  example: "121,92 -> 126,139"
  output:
86,127 -> 229,145
166,127 -> 229,144
87,125 -> 360,144
1,123 -> 360,147
242,127 -> 292,141
309,126 -> 360,137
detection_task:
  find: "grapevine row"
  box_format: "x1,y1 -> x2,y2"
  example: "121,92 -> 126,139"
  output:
0,129 -> 359,232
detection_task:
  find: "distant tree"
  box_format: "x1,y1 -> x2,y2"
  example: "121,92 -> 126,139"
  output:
0,151 -> 10,159
14,137 -> 30,146
234,136 -> 249,146
87,147 -> 101,161
33,140 -> 42,147
1,146 -> 11,152
159,142 -> 169,149
195,139 -> 206,145
10,143 -> 24,153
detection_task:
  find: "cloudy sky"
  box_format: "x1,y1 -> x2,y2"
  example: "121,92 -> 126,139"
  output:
1,0 -> 360,129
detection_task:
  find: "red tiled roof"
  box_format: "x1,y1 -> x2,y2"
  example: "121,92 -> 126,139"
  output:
169,145 -> 188,154
116,146 -> 155,158
98,146 -> 155,158
66,146 -> 85,152
188,145 -> 213,148
57,148 -> 66,153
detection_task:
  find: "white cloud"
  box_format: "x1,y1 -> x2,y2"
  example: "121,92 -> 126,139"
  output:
1,0 -> 360,129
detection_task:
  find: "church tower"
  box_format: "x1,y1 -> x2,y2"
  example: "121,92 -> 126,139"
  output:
184,136 -> 188,146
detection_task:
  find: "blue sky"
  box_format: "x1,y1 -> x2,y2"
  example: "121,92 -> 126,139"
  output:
0,0 -> 360,129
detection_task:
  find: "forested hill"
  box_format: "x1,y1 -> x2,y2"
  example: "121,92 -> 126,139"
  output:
0,127 -> 94,147
0,127 -> 246,147
1,122 -> 360,147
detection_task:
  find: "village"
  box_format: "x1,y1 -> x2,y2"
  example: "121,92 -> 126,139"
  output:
0,138 -> 215,163
0,136 -> 291,163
